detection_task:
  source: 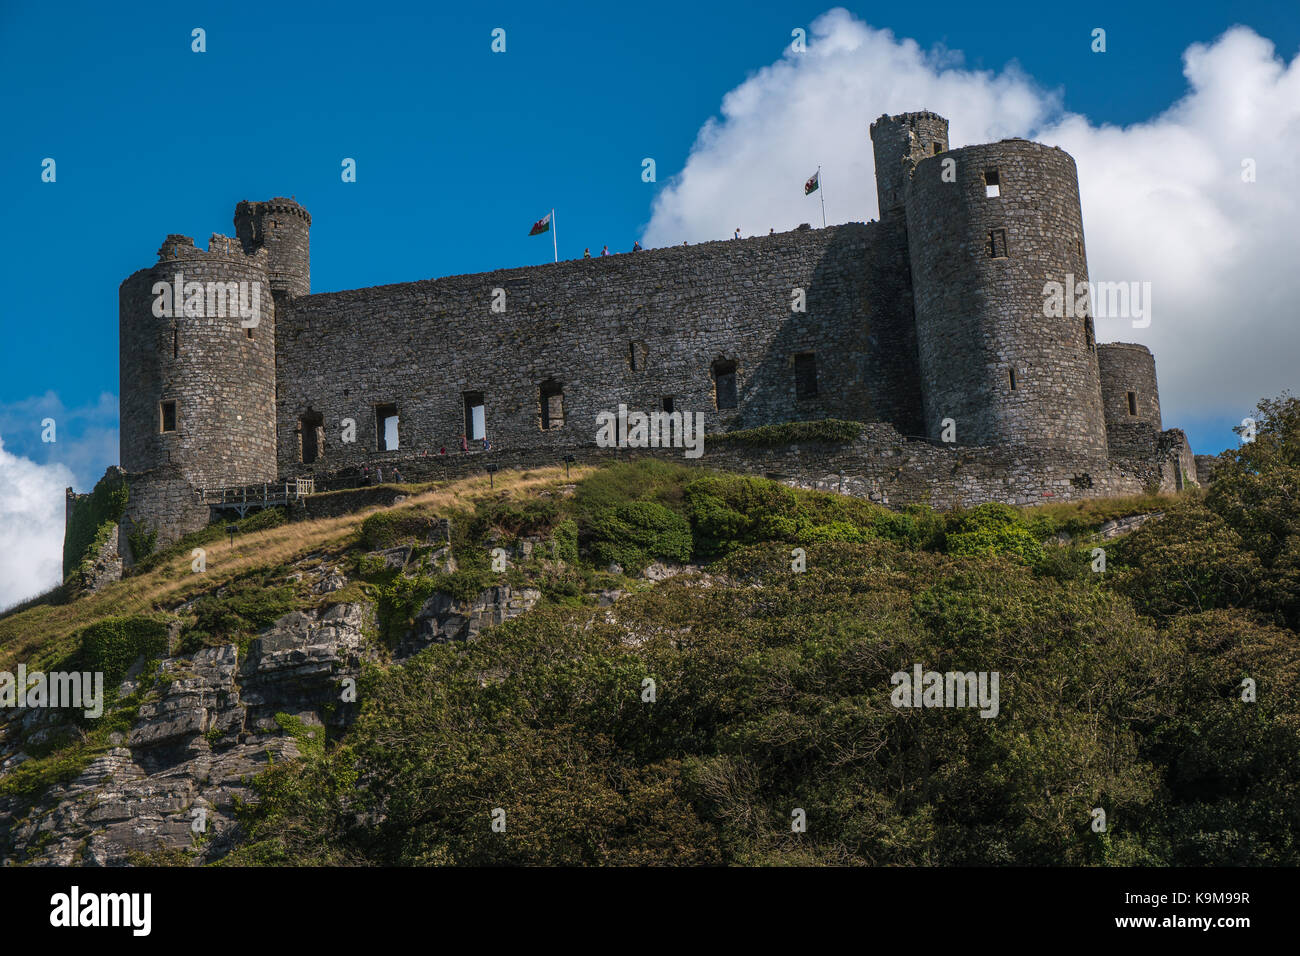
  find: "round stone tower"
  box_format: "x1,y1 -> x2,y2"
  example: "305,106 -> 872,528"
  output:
1097,342 -> 1161,429
119,233 -> 277,488
904,138 -> 1107,455
870,111 -> 950,218
234,197 -> 311,305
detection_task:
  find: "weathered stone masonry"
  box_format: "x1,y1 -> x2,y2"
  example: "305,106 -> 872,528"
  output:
85,109 -> 1195,570
274,221 -> 922,475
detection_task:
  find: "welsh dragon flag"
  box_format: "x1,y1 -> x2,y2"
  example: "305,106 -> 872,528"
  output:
528,212 -> 552,236
804,171 -> 820,196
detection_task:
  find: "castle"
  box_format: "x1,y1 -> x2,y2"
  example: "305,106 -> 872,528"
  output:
90,110 -> 1197,570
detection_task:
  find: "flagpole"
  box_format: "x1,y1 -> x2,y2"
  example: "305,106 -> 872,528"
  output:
819,166 -> 826,228
552,208 -> 558,263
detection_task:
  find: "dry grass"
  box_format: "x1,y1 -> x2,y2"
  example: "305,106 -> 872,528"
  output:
1027,489 -> 1198,530
0,465 -> 591,672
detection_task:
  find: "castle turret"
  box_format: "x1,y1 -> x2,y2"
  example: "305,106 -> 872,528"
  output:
1097,343 -> 1161,429
234,197 -> 311,303
864,112 -> 948,437
902,136 -> 1108,455
119,233 -> 277,490
870,112 -> 950,218
1097,342 -> 1162,455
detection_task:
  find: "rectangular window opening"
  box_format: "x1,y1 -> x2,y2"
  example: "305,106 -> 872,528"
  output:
932,142 -> 943,155
159,400 -> 177,433
172,328 -> 178,359
245,327 -> 253,339
375,402 -> 399,450
463,392 -> 485,441
539,381 -> 564,430
1008,368 -> 1017,391
1127,391 -> 1138,416
299,411 -> 324,465
984,168 -> 1000,198
794,352 -> 818,400
713,360 -> 738,410
988,228 -> 1008,258
661,396 -> 674,414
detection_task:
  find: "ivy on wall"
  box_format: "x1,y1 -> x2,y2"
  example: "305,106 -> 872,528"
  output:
62,471 -> 129,580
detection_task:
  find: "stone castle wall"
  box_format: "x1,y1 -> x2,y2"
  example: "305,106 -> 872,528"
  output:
286,422 -> 1193,511
118,465 -> 211,567
273,223 -> 924,476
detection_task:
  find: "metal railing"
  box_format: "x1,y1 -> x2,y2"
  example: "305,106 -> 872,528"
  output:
197,477 -> 314,506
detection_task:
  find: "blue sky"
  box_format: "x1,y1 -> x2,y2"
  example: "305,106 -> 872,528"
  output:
1,0 -> 1297,492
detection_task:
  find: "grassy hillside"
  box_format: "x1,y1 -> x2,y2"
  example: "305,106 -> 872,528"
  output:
5,396 -> 1300,866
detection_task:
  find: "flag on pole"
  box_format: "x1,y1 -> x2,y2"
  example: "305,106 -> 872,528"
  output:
804,171 -> 820,196
528,212 -> 552,236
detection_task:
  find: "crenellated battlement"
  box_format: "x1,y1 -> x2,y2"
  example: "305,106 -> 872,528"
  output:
155,233 -> 270,265
234,197 -> 312,225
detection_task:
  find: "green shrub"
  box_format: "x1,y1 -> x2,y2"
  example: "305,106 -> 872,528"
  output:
1033,542 -> 1095,582
553,519 -> 579,564
683,474 -> 897,559
78,616 -> 169,687
274,713 -> 326,760
469,498 -> 559,541
571,460 -> 692,526
873,504 -> 945,550
943,503 -> 1044,564
1110,504 -> 1260,620
179,572 -> 295,651
589,501 -> 693,572
797,520 -> 872,544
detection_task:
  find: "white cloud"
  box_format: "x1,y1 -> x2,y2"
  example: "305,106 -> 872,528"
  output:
643,8 -> 1300,425
0,435 -> 74,611
0,390 -> 118,491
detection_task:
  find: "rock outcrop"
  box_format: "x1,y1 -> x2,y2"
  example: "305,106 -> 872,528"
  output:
0,603 -> 371,866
